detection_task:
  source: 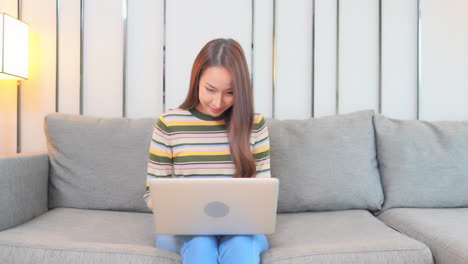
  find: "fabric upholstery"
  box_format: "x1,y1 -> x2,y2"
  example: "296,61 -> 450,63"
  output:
0,153 -> 49,231
374,114 -> 468,210
0,208 -> 180,264
45,113 -> 155,212
379,208 -> 468,264
267,110 -> 383,213
262,210 -> 433,264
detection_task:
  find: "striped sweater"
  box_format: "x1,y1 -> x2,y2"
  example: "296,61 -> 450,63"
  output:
144,108 -> 271,208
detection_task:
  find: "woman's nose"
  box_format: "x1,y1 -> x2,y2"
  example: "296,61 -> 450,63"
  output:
213,94 -> 222,108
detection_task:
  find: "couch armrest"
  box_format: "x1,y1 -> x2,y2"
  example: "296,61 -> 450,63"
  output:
0,152 -> 49,231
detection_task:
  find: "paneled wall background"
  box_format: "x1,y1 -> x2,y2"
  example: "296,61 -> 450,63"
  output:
1,0 -> 468,156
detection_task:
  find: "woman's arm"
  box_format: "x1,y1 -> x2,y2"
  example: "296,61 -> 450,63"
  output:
253,115 -> 271,178
144,116 -> 174,209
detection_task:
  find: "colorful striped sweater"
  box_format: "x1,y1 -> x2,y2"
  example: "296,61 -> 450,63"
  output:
144,108 -> 271,209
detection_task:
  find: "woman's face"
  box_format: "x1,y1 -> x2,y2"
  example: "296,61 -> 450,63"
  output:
196,66 -> 234,117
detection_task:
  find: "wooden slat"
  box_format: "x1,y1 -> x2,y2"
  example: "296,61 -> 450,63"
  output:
314,0 -> 338,117
57,0 -> 80,114
338,0 -> 379,114
420,0 -> 468,121
82,0 -> 123,117
126,0 -> 164,118
275,0 -> 313,119
381,0 -> 418,120
253,0 -> 273,118
21,0 -> 56,152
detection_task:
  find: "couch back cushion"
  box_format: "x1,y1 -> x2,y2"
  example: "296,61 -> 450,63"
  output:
374,114 -> 468,211
45,113 -> 155,213
268,110 -> 383,213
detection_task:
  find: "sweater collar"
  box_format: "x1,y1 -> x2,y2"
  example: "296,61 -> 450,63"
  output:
189,107 -> 227,121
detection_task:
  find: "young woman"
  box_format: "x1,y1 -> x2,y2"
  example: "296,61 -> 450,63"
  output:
144,38 -> 271,264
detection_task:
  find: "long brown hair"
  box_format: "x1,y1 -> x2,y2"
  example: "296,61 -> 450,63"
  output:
179,38 -> 256,178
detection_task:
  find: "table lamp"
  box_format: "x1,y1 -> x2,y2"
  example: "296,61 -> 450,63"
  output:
0,12 -> 28,80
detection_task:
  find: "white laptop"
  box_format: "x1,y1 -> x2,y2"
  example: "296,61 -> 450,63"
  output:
149,177 -> 279,235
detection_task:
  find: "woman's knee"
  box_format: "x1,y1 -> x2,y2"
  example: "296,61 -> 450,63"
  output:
221,235 -> 268,252
223,235 -> 253,247
179,235 -> 218,254
178,235 -> 219,264
218,235 -> 268,263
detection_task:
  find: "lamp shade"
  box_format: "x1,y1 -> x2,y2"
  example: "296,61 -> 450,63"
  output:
0,13 -> 29,80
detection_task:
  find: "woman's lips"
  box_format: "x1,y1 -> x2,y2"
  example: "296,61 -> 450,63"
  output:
210,107 -> 222,113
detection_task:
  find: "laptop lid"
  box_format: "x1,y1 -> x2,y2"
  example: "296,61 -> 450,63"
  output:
149,177 -> 279,235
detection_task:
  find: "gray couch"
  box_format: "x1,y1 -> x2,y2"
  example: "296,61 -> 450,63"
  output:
0,110 -> 467,263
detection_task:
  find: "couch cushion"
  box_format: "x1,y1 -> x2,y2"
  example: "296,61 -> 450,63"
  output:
0,208 -> 180,264
45,113 -> 155,212
263,210 -> 432,264
374,114 -> 468,210
379,208 -> 468,264
267,110 -> 383,213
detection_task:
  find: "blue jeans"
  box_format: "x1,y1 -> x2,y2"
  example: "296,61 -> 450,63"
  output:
156,234 -> 269,264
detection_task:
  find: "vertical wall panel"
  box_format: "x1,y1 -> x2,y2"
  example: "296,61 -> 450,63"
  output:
126,0 -> 164,118
275,0 -> 313,120
338,0 -> 379,114
83,0 -> 123,117
165,0 -> 252,111
57,0 -> 80,114
253,0 -> 273,118
0,79 -> 17,156
21,0 -> 56,152
0,0 -> 18,156
420,0 -> 468,121
381,0 -> 418,120
314,0 -> 337,118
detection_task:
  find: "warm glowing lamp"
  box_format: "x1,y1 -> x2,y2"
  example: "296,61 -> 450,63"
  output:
0,13 -> 29,80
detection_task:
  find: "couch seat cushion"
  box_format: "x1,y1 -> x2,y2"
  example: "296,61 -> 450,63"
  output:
262,210 -> 432,264
379,208 -> 468,264
0,208 -> 180,264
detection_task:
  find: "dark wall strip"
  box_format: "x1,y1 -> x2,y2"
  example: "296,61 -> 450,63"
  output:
79,0 -> 84,115
16,0 -> 22,153
251,0 -> 254,86
378,0 -> 382,114
311,0 -> 315,117
272,0 -> 276,118
162,0 -> 166,112
122,0 -> 127,117
56,0 -> 59,113
335,0 -> 340,115
417,0 -> 421,120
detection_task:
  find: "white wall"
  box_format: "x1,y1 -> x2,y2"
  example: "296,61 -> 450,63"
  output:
1,0 -> 468,155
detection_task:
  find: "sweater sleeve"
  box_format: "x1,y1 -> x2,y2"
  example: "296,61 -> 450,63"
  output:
252,115 -> 271,178
144,116 -> 173,209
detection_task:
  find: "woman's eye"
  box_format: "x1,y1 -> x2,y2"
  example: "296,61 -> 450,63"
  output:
206,87 -> 214,92
227,92 -> 234,95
